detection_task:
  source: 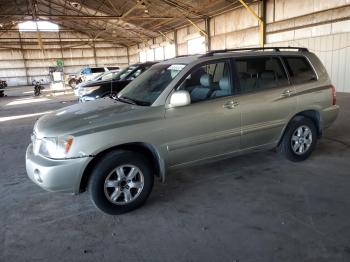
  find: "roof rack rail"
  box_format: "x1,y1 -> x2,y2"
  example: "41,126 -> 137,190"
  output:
203,47 -> 309,57
175,54 -> 193,58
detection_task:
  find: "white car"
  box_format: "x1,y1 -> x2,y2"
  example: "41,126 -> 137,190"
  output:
68,66 -> 120,88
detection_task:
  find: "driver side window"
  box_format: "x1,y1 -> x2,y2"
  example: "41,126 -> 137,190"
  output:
179,61 -> 232,103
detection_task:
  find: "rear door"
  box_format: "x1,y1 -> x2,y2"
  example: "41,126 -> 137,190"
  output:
233,56 -> 297,149
164,59 -> 241,166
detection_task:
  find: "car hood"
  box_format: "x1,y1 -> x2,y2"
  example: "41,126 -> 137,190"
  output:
79,78 -> 123,88
79,80 -> 108,87
34,98 -> 163,137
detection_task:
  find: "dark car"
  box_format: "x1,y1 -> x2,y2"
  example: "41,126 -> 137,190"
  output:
75,62 -> 157,102
68,66 -> 120,88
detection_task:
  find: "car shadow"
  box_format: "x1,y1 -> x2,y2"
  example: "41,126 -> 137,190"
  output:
146,135 -> 350,210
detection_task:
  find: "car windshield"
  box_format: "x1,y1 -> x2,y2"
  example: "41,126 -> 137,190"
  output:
91,72 -> 106,81
118,64 -> 186,106
114,66 -> 137,80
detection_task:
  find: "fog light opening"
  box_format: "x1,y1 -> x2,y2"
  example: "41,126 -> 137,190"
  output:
34,169 -> 43,183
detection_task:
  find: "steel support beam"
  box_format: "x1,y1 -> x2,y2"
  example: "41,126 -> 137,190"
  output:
18,32 -> 30,85
238,0 -> 265,47
260,0 -> 266,47
187,18 -> 208,37
174,29 -> 178,56
205,17 -> 211,51
126,46 -> 130,65
158,31 -> 174,44
92,41 -> 98,66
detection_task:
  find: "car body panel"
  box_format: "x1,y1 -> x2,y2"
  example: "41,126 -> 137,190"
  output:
236,84 -> 298,149
163,95 -> 241,166
26,144 -> 91,193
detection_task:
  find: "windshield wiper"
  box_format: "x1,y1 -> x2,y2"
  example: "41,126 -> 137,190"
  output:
117,96 -> 151,106
116,96 -> 137,105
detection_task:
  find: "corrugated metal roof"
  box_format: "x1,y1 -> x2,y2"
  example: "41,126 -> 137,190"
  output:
0,0 -> 256,46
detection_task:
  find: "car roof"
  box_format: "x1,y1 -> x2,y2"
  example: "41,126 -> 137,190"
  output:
158,55 -> 202,65
158,47 -> 311,65
131,61 -> 158,66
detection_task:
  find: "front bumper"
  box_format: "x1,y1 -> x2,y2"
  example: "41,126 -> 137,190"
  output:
25,144 -> 91,194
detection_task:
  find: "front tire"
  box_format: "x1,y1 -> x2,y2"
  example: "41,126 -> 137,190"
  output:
278,116 -> 317,162
88,150 -> 154,215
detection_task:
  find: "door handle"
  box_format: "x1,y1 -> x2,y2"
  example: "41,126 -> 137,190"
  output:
281,89 -> 293,97
223,100 -> 239,109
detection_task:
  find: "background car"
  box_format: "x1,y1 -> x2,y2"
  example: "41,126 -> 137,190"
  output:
68,66 -> 120,88
76,62 -> 157,102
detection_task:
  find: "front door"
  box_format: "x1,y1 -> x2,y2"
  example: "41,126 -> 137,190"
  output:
163,60 -> 241,167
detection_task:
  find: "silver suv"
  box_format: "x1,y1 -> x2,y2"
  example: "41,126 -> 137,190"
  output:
26,47 -> 339,215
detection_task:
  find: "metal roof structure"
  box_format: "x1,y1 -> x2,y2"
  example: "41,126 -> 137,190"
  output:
0,0 -> 256,46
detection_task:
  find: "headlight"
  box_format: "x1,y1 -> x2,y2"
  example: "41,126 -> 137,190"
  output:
35,136 -> 74,159
81,85 -> 100,95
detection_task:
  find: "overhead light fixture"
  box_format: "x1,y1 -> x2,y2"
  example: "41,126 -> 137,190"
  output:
69,2 -> 80,8
138,1 -> 146,7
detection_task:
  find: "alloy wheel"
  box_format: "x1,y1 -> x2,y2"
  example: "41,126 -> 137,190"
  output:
290,125 -> 313,155
104,165 -> 144,205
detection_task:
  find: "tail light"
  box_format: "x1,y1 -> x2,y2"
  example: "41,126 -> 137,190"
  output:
331,85 -> 336,105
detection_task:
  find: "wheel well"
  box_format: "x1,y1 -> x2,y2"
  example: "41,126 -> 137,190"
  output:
79,143 -> 163,193
278,110 -> 321,146
295,110 -> 322,137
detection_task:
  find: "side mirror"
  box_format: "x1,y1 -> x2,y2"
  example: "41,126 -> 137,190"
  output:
169,90 -> 191,108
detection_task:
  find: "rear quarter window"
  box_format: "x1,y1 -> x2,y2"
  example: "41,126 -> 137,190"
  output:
283,56 -> 317,85
91,68 -> 106,73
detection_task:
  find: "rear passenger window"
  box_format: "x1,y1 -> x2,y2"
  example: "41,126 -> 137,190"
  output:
179,61 -> 232,103
235,57 -> 289,94
283,56 -> 317,84
91,68 -> 105,73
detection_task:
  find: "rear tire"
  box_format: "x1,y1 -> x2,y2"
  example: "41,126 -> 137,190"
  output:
278,116 -> 317,162
88,150 -> 154,215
